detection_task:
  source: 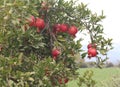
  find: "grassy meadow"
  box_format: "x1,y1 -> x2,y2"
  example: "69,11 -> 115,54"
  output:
67,67 -> 120,87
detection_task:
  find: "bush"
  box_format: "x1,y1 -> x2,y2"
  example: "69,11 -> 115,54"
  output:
116,60 -> 120,68
78,70 -> 96,87
0,0 -> 112,86
79,62 -> 88,68
105,62 -> 114,68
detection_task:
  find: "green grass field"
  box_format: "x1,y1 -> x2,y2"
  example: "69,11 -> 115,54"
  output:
67,67 -> 120,87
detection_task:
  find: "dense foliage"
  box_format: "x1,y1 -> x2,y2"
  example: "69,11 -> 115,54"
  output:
0,0 -> 112,86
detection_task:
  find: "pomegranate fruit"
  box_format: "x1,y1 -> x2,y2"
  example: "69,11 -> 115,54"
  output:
58,79 -> 63,84
52,49 -> 60,59
60,24 -> 68,32
64,78 -> 69,83
87,43 -> 92,49
88,48 -> 97,57
58,78 -> 69,84
28,16 -> 36,26
35,18 -> 45,29
68,26 -> 78,36
87,43 -> 96,49
53,24 -> 61,33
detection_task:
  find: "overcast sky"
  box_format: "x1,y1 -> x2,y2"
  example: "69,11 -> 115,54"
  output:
74,0 -> 120,63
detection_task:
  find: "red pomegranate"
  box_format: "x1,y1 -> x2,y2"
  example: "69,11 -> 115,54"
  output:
58,79 -> 63,84
87,43 -> 96,49
58,78 -> 69,84
28,16 -> 36,26
35,18 -> 45,29
68,26 -> 78,36
87,43 -> 92,49
53,24 -> 61,33
64,78 -> 69,83
88,48 -> 97,57
52,49 -> 60,59
60,24 -> 68,32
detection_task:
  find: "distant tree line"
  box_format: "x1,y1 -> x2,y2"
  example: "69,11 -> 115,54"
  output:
78,61 -> 120,68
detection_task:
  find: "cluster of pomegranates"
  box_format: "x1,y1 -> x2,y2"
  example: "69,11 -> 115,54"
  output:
53,24 -> 78,37
28,16 -> 78,61
87,43 -> 97,58
28,16 -> 45,33
45,66 -> 69,85
51,25 -> 78,60
28,16 -> 78,59
51,77 -> 69,85
28,16 -> 78,37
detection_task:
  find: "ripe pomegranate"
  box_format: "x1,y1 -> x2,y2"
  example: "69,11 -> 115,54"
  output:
87,43 -> 96,49
64,78 -> 69,83
58,79 -> 63,84
52,49 -> 60,59
28,16 -> 36,26
35,18 -> 45,29
60,24 -> 68,32
87,43 -> 92,49
68,26 -> 78,36
88,48 -> 97,57
58,78 -> 69,84
53,24 -> 61,33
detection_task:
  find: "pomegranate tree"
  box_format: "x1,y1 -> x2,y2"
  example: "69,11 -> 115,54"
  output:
0,0 -> 112,87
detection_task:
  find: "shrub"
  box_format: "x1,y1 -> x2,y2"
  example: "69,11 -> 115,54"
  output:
0,0 -> 112,86
105,62 -> 114,68
78,70 -> 96,87
79,62 -> 88,68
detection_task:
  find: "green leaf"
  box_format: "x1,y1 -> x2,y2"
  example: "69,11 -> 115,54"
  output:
81,52 -> 87,59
